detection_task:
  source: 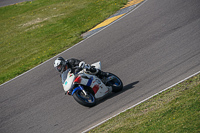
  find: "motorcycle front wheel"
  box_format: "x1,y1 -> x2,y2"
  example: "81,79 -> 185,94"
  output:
73,89 -> 96,107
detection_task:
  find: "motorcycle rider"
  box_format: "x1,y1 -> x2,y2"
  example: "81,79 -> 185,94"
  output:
54,57 -> 109,95
54,57 -> 108,78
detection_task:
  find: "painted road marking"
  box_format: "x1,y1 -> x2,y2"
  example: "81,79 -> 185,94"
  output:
89,14 -> 125,32
82,70 -> 200,133
82,0 -> 145,38
122,0 -> 145,9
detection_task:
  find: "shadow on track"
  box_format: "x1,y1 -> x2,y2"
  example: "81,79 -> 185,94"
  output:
96,81 -> 139,105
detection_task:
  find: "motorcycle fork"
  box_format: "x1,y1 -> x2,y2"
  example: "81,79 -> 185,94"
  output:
80,85 -> 87,95
72,85 -> 87,96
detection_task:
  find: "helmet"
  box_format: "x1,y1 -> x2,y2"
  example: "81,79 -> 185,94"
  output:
54,57 -> 67,72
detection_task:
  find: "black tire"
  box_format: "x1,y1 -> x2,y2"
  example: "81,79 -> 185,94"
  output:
107,73 -> 123,92
73,89 -> 96,107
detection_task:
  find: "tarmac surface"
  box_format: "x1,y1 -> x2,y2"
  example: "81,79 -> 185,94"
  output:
1,0 -> 200,133
0,0 -> 30,7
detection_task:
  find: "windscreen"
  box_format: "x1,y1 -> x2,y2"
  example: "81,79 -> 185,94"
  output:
61,69 -> 71,84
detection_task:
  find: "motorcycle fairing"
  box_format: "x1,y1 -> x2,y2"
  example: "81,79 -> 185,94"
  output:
73,73 -> 109,98
74,76 -> 82,83
85,74 -> 109,98
62,61 -> 110,99
86,76 -> 93,86
74,75 -> 100,94
62,70 -> 75,92
91,61 -> 101,70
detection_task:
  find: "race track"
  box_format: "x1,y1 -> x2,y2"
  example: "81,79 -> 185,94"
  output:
1,0 -> 200,132
0,0 -> 30,7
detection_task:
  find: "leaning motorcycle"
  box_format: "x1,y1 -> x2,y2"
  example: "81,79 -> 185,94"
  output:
61,61 -> 123,107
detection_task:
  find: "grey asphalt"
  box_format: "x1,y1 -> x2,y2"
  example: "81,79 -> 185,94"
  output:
1,0 -> 200,133
0,0 -> 30,7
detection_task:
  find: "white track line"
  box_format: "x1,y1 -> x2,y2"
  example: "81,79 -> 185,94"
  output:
82,70 -> 200,133
1,1 -> 200,132
0,39 -> 84,87
0,0 -> 147,87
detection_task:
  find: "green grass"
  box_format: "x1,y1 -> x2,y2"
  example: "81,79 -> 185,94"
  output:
1,1 -> 200,132
0,0 -> 128,84
88,73 -> 200,133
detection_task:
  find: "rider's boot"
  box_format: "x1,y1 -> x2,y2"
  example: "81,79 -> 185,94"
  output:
89,66 -> 109,78
100,70 -> 109,77
97,70 -> 109,79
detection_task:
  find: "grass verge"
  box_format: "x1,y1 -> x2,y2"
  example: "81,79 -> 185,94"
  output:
0,0 -> 128,84
88,73 -> 200,133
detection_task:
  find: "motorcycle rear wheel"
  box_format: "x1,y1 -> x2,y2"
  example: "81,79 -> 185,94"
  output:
73,90 -> 96,107
107,73 -> 123,92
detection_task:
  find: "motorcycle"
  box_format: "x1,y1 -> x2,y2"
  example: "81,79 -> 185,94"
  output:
61,61 -> 123,107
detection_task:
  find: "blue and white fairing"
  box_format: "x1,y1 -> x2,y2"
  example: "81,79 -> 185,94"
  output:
61,69 -> 75,92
